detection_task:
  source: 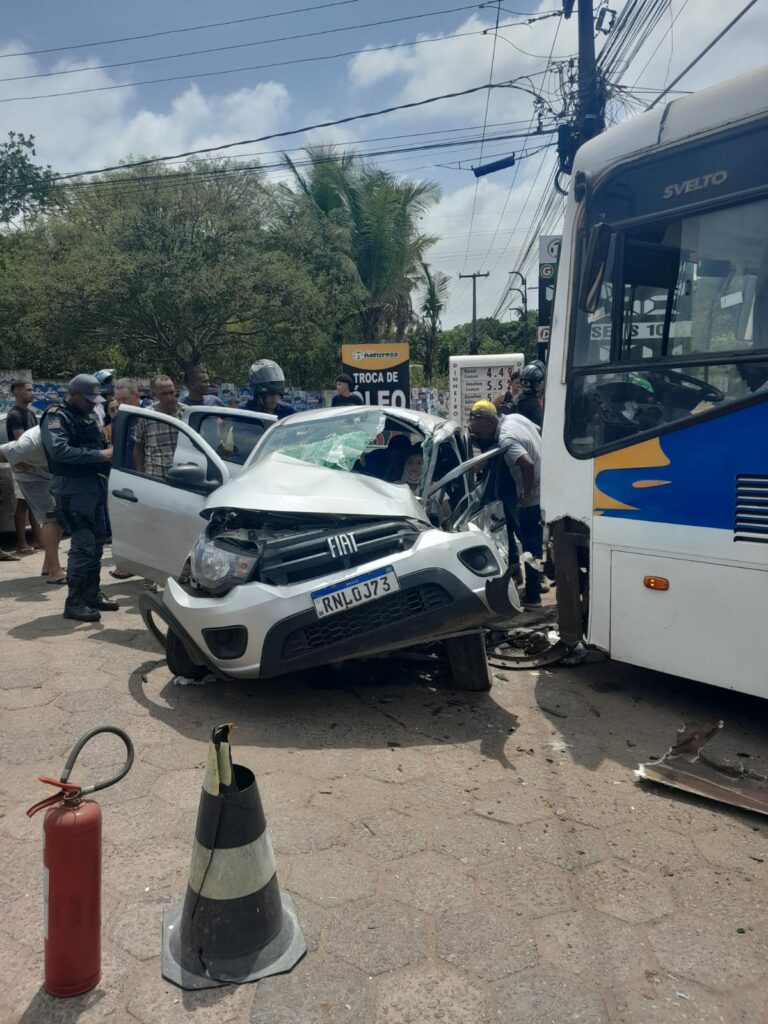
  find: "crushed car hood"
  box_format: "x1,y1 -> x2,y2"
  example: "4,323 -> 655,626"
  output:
205,453 -> 429,523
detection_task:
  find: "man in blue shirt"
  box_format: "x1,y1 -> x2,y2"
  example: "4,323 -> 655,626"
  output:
180,366 -> 218,407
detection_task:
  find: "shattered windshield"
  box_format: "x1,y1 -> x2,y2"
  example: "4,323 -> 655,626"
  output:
255,409 -> 428,486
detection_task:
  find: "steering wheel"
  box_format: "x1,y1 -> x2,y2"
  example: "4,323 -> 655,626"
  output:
646,368 -> 725,406
588,380 -> 665,435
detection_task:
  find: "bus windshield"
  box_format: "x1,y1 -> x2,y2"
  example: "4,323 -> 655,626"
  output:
568,195 -> 768,454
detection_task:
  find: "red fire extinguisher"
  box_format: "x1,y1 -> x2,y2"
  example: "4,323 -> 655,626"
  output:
27,726 -> 134,998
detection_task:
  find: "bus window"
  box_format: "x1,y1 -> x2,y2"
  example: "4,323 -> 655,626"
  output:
568,196 -> 768,454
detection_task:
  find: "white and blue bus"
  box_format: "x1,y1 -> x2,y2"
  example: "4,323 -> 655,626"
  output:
542,66 -> 768,697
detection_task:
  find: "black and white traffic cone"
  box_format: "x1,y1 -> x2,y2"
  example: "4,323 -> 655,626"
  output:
162,723 -> 305,990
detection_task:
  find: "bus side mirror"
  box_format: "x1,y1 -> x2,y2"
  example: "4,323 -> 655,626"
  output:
579,222 -> 613,314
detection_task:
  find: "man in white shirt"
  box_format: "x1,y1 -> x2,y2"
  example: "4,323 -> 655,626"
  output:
469,404 -> 543,607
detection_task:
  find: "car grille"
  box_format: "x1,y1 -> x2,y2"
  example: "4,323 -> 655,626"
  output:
734,475 -> 768,543
282,583 -> 452,661
258,520 -> 421,586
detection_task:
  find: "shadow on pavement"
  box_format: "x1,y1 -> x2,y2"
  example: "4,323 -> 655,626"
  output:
534,657 -> 768,770
0,576 -> 57,604
8,614 -> 104,639
533,655 -> 768,824
86,627 -> 165,654
128,655 -> 520,768
18,987 -> 102,1024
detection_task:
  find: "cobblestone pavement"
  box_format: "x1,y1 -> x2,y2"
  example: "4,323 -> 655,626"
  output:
1,548 -> 767,1024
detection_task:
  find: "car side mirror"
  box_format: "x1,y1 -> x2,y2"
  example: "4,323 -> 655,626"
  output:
579,222 -> 612,314
166,462 -> 219,493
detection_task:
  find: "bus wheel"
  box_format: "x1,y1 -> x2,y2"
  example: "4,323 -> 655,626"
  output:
444,632 -> 492,692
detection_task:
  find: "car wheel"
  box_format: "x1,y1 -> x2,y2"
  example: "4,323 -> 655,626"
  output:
166,629 -> 207,681
444,632 -> 492,692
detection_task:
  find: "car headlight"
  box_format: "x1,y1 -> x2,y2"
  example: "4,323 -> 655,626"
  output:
191,536 -> 260,595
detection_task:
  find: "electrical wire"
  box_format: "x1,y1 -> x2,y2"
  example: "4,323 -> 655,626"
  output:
0,5 -> 483,84
0,29 -> 492,104
0,0 -> 367,59
49,130 -> 557,197
460,0 -> 502,274
46,75 -> 546,181
646,0 -> 761,109
472,14 -> 563,318
451,15 -> 563,314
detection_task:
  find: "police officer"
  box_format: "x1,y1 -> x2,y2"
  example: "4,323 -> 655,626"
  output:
240,360 -> 295,419
41,374 -> 117,623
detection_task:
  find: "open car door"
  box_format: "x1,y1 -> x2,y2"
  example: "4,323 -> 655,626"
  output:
183,406 -> 276,471
427,445 -> 509,564
110,407 -> 232,582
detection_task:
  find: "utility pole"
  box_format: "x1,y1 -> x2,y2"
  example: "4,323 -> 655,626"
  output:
557,0 -> 605,182
507,271 -> 528,356
459,271 -> 490,354
577,0 -> 602,145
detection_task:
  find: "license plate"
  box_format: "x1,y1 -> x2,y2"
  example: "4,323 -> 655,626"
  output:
312,566 -> 400,619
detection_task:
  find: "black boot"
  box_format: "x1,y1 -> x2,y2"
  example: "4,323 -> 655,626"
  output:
85,570 -> 119,611
89,591 -> 120,611
64,586 -> 101,623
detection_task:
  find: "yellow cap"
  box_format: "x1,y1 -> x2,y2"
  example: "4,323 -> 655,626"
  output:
470,399 -> 498,416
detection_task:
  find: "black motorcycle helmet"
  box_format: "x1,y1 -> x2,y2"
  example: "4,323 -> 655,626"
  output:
520,361 -> 545,395
248,359 -> 286,396
94,368 -> 115,398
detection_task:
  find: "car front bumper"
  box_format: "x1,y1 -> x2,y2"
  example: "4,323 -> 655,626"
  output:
145,528 -> 518,680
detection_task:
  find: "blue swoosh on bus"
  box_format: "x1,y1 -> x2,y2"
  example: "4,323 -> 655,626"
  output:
593,400 -> 768,529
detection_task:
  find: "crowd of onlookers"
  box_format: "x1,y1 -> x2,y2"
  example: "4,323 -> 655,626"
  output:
0,356 -> 547,614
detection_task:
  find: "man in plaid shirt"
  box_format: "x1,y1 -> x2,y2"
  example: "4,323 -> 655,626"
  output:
132,376 -> 187,478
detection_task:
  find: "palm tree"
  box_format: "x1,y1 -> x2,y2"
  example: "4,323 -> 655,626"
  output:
283,147 -> 440,341
419,261 -> 450,385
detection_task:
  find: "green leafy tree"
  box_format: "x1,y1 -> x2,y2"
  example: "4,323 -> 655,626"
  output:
435,313 -> 539,377
7,160 -> 362,385
0,132 -> 56,225
418,261 -> 450,385
283,147 -> 440,342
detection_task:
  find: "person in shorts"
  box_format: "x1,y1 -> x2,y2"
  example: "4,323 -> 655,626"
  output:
0,424 -> 65,582
5,378 -> 43,554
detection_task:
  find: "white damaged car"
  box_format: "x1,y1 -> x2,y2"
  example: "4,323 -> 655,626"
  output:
109,404 -> 519,691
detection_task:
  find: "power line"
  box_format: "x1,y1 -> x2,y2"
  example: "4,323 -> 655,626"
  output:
0,5 -> 483,84
50,130 -> 556,197
478,13 -> 563,305
0,0 -> 366,59
47,77 -> 544,181
0,28 -> 490,105
646,0 -> 761,109
451,15 -> 563,312
461,0 -> 502,273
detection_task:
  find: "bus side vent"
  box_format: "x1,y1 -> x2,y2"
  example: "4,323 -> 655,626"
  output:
734,475 -> 768,543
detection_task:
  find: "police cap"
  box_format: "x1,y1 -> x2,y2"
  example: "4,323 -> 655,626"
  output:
68,373 -> 104,404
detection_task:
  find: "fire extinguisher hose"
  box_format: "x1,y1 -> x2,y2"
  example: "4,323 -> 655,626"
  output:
27,726 -> 134,817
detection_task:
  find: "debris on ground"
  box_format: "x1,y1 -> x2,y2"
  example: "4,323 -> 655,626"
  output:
559,642 -> 607,666
635,721 -> 768,817
171,673 -> 214,686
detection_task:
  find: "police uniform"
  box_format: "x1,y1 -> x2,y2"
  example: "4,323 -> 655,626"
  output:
41,374 -> 117,621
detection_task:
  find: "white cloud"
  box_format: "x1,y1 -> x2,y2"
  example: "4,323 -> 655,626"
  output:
0,42 -> 291,172
348,11 -> 579,125
352,0 -> 768,325
421,152 -> 562,327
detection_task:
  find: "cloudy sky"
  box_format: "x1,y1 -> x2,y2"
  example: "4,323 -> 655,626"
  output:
1,0 -> 766,325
